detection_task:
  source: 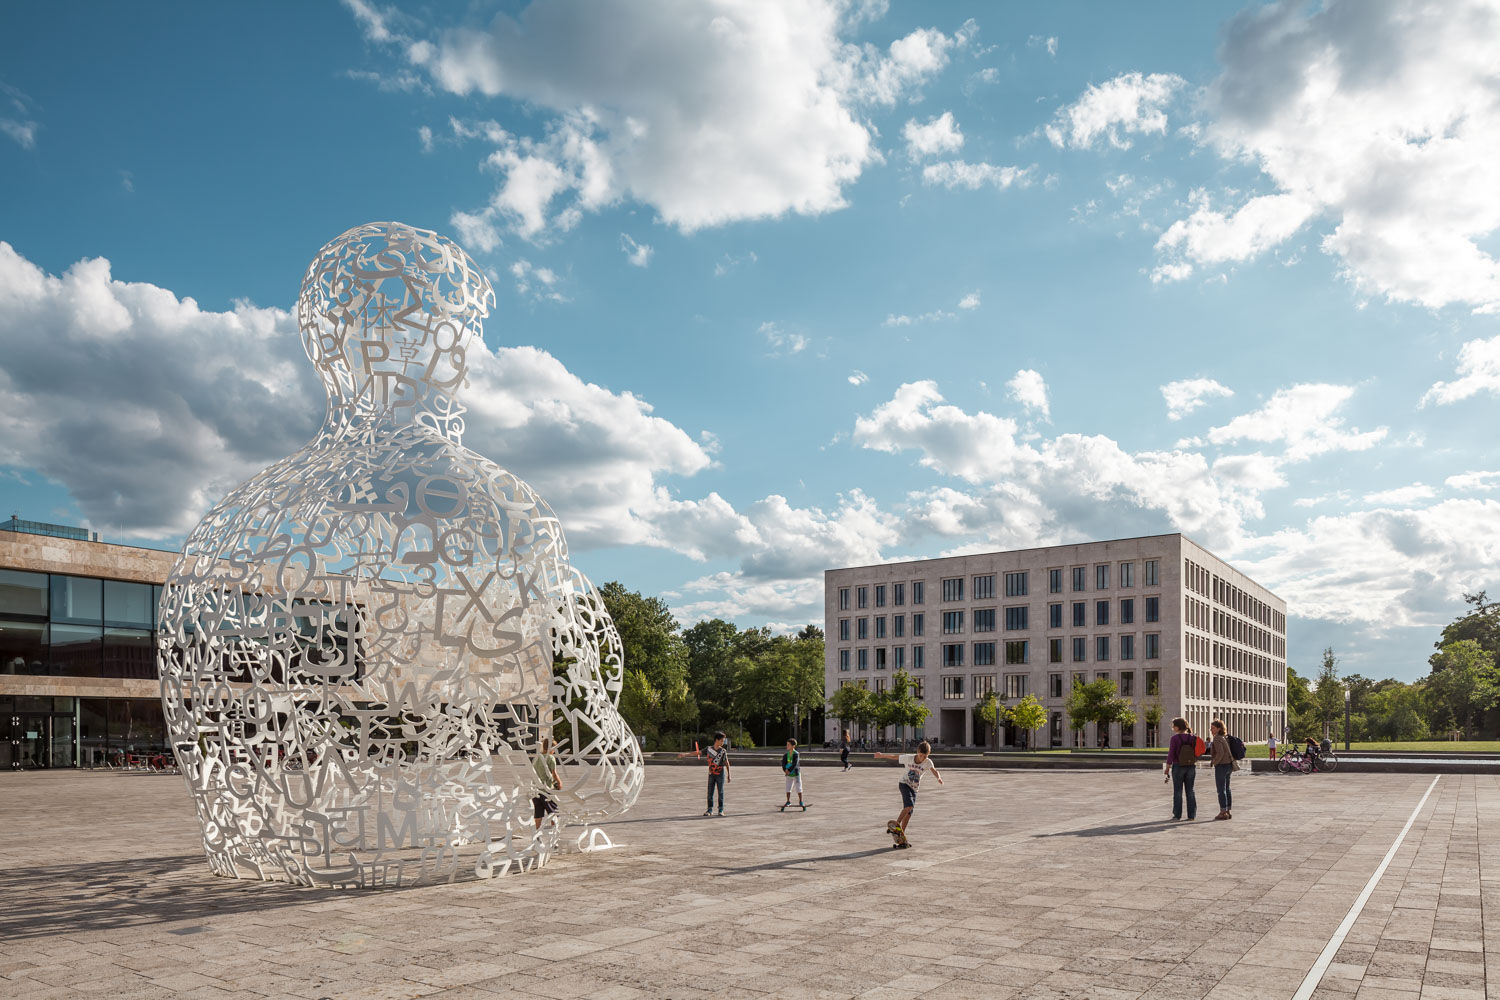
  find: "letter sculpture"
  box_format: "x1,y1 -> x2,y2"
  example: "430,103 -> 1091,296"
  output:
158,221 -> 642,887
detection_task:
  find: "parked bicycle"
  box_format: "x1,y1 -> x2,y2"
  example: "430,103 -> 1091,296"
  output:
1275,746 -> 1338,774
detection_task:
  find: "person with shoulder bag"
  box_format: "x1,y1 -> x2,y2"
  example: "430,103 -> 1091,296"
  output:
1207,719 -> 1240,820
1165,717 -> 1202,821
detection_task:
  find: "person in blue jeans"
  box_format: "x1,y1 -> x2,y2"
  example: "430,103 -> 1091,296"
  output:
678,731 -> 731,816
1165,716 -> 1201,821
1207,718 -> 1235,820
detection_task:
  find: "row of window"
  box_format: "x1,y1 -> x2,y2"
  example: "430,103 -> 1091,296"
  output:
1185,558 -> 1285,634
840,597 -> 1159,641
837,633 -> 1162,671
836,560 -> 1163,611
1186,634 -> 1287,685
1184,668 -> 1278,706
933,668 -> 1163,701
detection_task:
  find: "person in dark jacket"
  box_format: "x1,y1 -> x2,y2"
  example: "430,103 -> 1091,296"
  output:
1165,717 -> 1200,821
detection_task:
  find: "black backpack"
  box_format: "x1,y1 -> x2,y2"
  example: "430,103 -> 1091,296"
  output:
1226,735 -> 1246,760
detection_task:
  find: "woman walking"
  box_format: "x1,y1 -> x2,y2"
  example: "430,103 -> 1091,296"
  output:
840,729 -> 851,772
1208,719 -> 1235,820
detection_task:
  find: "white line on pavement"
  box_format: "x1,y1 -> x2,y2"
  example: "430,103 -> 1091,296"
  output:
1291,774 -> 1442,1000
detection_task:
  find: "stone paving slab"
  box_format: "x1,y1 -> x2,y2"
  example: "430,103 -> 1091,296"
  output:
0,765 -> 1492,999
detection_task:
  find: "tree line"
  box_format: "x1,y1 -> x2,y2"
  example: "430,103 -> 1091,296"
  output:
1289,592 -> 1500,741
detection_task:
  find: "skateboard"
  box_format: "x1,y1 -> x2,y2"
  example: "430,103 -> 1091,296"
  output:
886,821 -> 909,849
779,803 -> 810,812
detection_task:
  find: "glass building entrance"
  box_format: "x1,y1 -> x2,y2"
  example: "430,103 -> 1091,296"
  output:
3,706 -> 76,768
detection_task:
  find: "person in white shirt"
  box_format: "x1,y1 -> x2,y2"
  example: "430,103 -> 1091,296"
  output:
873,741 -> 943,841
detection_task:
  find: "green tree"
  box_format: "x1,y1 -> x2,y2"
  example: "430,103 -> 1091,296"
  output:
682,618 -> 739,728
974,691 -> 1008,751
1435,591 -> 1500,671
618,669 -> 661,748
1143,702 -> 1164,746
1365,683 -> 1431,741
1286,664 -> 1316,736
1063,678 -> 1092,745
1426,640 -> 1499,738
883,669 -> 930,745
1065,678 -> 1133,746
1310,647 -> 1345,739
828,683 -> 871,738
1009,693 -> 1048,750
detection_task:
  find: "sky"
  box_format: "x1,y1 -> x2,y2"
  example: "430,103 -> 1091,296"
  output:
1,0 -> 1498,683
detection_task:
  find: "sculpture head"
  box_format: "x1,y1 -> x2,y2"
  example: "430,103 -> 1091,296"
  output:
297,222 -> 495,438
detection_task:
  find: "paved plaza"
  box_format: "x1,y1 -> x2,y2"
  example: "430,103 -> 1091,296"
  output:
0,764 -> 1494,1000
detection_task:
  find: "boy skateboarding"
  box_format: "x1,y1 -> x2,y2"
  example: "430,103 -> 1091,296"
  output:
780,738 -> 806,811
873,741 -> 943,848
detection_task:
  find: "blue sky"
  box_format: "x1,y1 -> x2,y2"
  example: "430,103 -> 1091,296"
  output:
2,0 -> 1498,682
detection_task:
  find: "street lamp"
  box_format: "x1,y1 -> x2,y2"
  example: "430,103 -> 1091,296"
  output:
1343,686 -> 1351,751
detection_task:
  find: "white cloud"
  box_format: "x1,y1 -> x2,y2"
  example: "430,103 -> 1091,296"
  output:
1363,483 -> 1436,507
0,118 -> 37,150
847,370 -> 869,386
883,308 -> 953,327
1045,71 -> 1185,150
0,242 -> 725,553
958,291 -> 980,310
1163,0 -> 1500,310
1027,35 -> 1058,57
1,82 -> 39,150
1160,377 -> 1234,420
1211,453 -> 1287,490
1421,334 -> 1500,406
1202,384 -> 1386,462
902,111 -> 963,160
921,160 -> 1034,191
1446,470 -> 1500,492
343,0 -> 398,43
510,259 -> 565,301
387,2 -> 970,237
1153,191 -> 1315,282
619,233 -> 653,268
450,209 -> 502,254
760,320 -> 808,356
1005,369 -> 1050,420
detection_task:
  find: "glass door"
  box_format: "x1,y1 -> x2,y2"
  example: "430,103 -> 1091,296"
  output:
9,713 -> 76,767
1,712 -> 17,769
50,713 -> 76,767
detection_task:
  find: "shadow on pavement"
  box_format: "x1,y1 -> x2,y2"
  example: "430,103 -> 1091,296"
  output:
1032,819 -> 1183,838
711,848 -> 892,876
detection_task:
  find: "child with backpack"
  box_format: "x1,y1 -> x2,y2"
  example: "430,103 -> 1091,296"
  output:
678,731 -> 731,816
780,739 -> 806,811
1207,719 -> 1245,820
1165,717 -> 1204,821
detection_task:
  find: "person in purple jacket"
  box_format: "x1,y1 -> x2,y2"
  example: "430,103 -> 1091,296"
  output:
1165,717 -> 1202,821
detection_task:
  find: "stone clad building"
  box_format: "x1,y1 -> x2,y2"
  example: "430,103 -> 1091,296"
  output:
1,518 -> 177,768
824,533 -> 1287,748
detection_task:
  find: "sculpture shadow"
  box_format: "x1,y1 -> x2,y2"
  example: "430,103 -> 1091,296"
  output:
1032,819 -> 1182,839
711,848 -> 891,876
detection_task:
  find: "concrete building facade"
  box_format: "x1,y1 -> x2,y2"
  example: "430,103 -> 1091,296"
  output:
824,533 -> 1287,749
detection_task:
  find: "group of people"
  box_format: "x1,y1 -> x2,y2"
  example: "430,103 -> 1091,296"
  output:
1164,716 -> 1242,821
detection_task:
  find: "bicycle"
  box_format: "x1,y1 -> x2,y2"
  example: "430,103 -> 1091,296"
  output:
1276,748 -> 1312,774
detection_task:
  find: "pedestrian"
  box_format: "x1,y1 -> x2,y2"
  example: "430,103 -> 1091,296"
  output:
678,731 -> 731,816
1165,717 -> 1203,821
780,739 -> 806,811
840,729 -> 851,771
873,740 -> 943,845
1266,729 -> 1278,762
532,736 -> 562,831
1207,719 -> 1235,820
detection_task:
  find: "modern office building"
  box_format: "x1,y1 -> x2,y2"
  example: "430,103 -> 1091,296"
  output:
824,533 -> 1287,748
1,520 -> 177,768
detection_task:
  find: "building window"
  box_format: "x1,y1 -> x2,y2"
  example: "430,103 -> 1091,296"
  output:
1049,638 -> 1063,663
1004,572 -> 1028,597
1049,603 -> 1063,629
1120,634 -> 1135,660
1095,636 -> 1110,661
874,584 -> 886,608
857,649 -> 868,670
857,586 -> 868,609
1005,640 -> 1028,665
1096,564 -> 1110,590
942,643 -> 964,667
1096,600 -> 1110,626
875,678 -> 886,694
1072,602 -> 1086,627
1072,567 -> 1087,592
1120,598 -> 1134,625
1004,606 -> 1028,631
839,587 -> 850,611
1119,670 -> 1134,696
974,674 -> 997,697
1095,671 -> 1110,684
893,646 -> 905,670
912,613 -> 924,637
1144,560 -> 1159,587
973,608 -> 996,632
839,649 -> 850,671
857,617 -> 868,640
1145,669 -> 1160,695
893,614 -> 905,638
1119,562 -> 1135,588
1005,673 -> 1028,698
912,645 -> 925,670
875,647 -> 887,670
1144,633 -> 1161,659
838,618 -> 850,641
1051,711 -> 1063,746
1049,568 -> 1063,594
1049,672 -> 1064,698
911,676 -> 924,697
911,581 -> 924,605
941,577 -> 964,602
1072,636 -> 1087,662
1145,596 -> 1160,623
973,642 -> 995,666
942,675 -> 965,700
875,616 -> 887,639
893,582 -> 905,606
942,611 -> 965,634
974,575 -> 995,600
